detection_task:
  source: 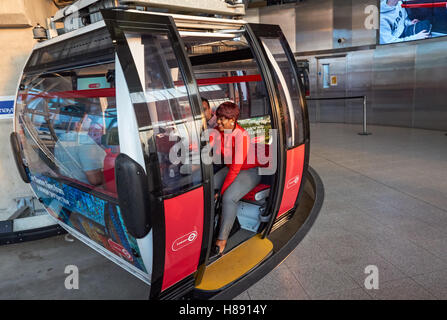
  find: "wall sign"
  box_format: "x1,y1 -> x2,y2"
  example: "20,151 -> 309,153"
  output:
330,75 -> 338,86
0,96 -> 14,119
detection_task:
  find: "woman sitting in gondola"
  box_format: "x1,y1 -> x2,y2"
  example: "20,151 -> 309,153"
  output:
211,101 -> 266,255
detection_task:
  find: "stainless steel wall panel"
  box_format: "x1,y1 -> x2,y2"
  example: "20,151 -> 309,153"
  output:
258,4 -> 297,51
254,0 -> 378,53
307,57 -> 319,123
315,56 -> 347,123
333,0 -> 352,49
371,45 -> 416,127
307,101 -> 318,123
347,50 -> 374,92
295,0 -> 334,52
316,56 -> 347,97
413,41 -> 447,131
317,100 -> 347,123
293,2 -> 446,131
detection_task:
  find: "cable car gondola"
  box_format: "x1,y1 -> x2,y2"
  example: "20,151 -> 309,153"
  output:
10,5 -> 323,300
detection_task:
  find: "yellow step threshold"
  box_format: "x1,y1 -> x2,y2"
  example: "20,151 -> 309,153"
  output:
196,234 -> 273,291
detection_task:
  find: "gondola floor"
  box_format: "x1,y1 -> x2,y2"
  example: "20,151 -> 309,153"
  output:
195,234 -> 273,291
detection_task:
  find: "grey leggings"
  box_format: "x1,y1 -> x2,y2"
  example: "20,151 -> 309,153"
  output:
214,166 -> 261,241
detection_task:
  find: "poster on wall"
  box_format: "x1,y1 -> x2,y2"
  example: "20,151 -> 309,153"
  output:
0,96 -> 14,119
380,0 -> 447,44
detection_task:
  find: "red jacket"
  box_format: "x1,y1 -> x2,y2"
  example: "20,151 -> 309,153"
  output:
210,124 -> 268,195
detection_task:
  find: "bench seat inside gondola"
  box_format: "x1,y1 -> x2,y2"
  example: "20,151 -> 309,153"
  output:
233,181 -> 271,233
220,181 -> 271,251
241,183 -> 270,204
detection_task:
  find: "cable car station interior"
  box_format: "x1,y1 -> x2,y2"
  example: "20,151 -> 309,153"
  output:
0,0 -> 447,301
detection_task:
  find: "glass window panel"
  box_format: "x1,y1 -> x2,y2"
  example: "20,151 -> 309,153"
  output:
323,64 -> 330,89
125,32 -> 202,195
26,28 -> 114,73
260,37 -> 305,148
16,63 -> 118,197
183,33 -> 272,145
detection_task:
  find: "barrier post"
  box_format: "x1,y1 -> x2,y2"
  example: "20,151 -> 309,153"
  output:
358,95 -> 372,136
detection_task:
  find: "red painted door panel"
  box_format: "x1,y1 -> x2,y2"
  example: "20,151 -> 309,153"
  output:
277,145 -> 305,218
162,187 -> 204,290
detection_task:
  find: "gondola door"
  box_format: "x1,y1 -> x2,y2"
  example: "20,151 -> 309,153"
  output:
246,24 -> 310,230
103,10 -> 212,298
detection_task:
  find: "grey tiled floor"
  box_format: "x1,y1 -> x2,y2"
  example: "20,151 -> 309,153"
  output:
236,123 -> 447,300
0,235 -> 149,299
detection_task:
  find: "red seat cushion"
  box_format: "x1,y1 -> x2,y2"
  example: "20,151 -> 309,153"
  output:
242,183 -> 270,201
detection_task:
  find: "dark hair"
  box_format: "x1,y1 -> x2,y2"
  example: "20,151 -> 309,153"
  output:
201,97 -> 210,106
216,101 -> 240,121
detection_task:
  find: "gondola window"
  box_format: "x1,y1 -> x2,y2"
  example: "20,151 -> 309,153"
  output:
16,63 -> 118,196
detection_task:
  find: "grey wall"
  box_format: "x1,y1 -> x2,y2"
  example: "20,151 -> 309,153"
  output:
248,0 -> 378,52
257,4 -> 297,51
333,0 -> 353,48
249,0 -> 447,131
301,37 -> 447,131
294,0 -> 333,52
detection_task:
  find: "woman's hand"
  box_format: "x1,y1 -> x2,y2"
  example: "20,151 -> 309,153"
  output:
411,19 -> 420,25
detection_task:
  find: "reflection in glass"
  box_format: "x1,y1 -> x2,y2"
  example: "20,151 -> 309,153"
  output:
125,32 -> 202,195
16,63 -> 118,195
260,37 -> 305,148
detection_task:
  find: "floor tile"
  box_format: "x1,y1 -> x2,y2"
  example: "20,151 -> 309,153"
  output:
247,263 -> 310,300
412,269 -> 447,299
372,241 -> 447,277
233,291 -> 251,300
367,277 -> 436,300
286,258 -> 359,298
334,252 -> 406,286
313,288 -> 372,300
415,237 -> 447,260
